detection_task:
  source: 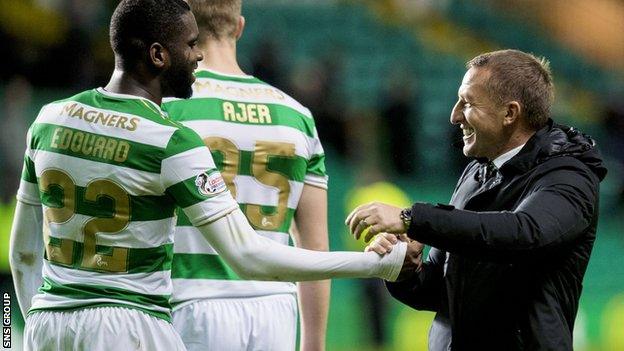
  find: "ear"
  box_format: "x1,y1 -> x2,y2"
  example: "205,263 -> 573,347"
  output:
148,42 -> 169,70
235,16 -> 245,41
503,101 -> 521,126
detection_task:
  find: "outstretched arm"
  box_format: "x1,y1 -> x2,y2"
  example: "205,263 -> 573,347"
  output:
9,201 -> 44,317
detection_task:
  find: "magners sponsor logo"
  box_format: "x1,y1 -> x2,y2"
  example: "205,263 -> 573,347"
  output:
62,103 -> 140,131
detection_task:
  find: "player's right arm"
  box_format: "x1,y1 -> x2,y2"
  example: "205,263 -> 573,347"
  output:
10,149 -> 45,316
162,127 -> 410,282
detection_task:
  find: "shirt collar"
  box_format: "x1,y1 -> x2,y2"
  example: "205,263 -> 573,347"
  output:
492,144 -> 525,169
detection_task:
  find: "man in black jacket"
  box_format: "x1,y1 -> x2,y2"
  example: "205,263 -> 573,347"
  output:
346,49 -> 607,350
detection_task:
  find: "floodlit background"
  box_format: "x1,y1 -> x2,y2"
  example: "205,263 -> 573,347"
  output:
1,0 -> 623,350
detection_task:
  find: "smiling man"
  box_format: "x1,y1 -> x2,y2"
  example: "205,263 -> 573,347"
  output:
347,49 -> 607,350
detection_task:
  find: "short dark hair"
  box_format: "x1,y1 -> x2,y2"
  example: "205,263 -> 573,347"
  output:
110,0 -> 191,70
189,0 -> 241,42
467,50 -> 554,130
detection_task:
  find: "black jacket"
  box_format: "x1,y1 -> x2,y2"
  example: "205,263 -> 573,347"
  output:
387,120 -> 607,350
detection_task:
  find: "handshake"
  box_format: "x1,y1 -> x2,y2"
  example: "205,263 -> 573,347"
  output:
346,201 -> 425,281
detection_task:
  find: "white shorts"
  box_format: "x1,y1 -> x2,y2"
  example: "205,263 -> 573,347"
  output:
24,306 -> 186,351
172,294 -> 298,351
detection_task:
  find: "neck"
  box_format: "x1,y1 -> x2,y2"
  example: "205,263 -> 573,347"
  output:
490,129 -> 535,160
197,38 -> 245,76
104,68 -> 163,105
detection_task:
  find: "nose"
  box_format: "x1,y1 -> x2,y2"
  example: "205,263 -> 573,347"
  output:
196,49 -> 204,62
450,100 -> 463,125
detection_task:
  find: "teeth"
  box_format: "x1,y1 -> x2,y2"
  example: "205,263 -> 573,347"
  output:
462,127 -> 474,136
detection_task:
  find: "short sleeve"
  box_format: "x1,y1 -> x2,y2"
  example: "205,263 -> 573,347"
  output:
161,127 -> 238,226
304,126 -> 328,189
16,128 -> 41,205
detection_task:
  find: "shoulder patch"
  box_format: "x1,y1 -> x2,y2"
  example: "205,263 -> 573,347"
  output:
195,170 -> 227,196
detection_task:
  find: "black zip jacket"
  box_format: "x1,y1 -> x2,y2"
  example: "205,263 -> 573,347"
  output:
386,120 -> 607,350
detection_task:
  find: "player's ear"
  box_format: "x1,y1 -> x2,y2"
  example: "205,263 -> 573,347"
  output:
235,16 -> 245,40
148,42 -> 169,70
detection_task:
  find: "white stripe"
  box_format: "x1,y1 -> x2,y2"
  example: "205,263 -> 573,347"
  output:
16,179 -> 41,205
171,279 -> 296,306
31,295 -> 170,316
42,262 -> 172,296
37,101 -> 177,148
181,193 -> 239,227
183,120 -> 318,158
304,174 -> 329,189
174,226 -> 290,254
33,150 -> 164,195
161,146 -> 216,188
233,176 -> 303,209
192,77 -> 312,118
44,214 -> 175,248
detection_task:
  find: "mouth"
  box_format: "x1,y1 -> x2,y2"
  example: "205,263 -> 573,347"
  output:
462,126 -> 475,140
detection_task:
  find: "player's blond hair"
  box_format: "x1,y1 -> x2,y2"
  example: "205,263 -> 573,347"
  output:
188,0 -> 242,42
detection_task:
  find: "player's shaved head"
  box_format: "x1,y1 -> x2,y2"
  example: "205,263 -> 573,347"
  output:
188,0 -> 242,41
110,0 -> 192,70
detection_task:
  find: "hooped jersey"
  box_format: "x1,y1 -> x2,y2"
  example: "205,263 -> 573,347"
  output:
163,69 -> 328,306
17,88 -> 238,321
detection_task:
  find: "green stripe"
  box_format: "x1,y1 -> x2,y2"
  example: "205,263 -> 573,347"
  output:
307,153 -> 327,177
171,253 -> 241,280
213,149 -> 306,181
164,98 -> 316,137
40,183 -> 176,221
177,206 -> 295,233
22,155 -> 37,183
166,172 -> 221,208
163,126 -> 206,159
44,241 -> 173,274
36,276 -> 171,321
194,70 -> 263,84
31,122 -> 164,173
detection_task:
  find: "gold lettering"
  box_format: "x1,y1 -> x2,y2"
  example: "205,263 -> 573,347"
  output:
115,116 -> 128,129
114,142 -> 130,162
92,137 -> 106,158
107,115 -> 119,127
81,134 -> 94,155
237,103 -> 247,122
102,139 -> 118,160
83,110 -> 97,123
257,104 -> 272,123
247,104 -> 259,123
59,129 -> 72,149
70,132 -> 84,152
62,103 -> 77,116
71,107 -> 84,120
96,112 -> 110,126
223,102 -> 236,121
127,118 -> 139,131
51,128 -> 63,148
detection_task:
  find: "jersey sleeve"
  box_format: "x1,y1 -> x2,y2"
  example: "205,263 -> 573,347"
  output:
161,126 -> 239,226
16,128 -> 41,205
304,125 -> 329,189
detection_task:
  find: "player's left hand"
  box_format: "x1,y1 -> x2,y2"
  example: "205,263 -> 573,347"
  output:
345,202 -> 406,242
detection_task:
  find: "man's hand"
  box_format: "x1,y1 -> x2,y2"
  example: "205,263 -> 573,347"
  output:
365,233 -> 424,281
346,202 -> 407,242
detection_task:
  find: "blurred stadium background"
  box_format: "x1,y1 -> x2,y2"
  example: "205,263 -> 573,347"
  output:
1,0 -> 623,350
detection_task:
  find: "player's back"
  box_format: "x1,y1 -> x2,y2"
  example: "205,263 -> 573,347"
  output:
164,69 -> 328,304
19,88 -> 208,321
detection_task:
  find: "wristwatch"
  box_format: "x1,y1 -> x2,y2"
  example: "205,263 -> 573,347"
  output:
399,207 -> 412,230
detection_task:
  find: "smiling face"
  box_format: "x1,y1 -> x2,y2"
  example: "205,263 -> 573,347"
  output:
162,11 -> 203,99
450,67 -> 510,160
